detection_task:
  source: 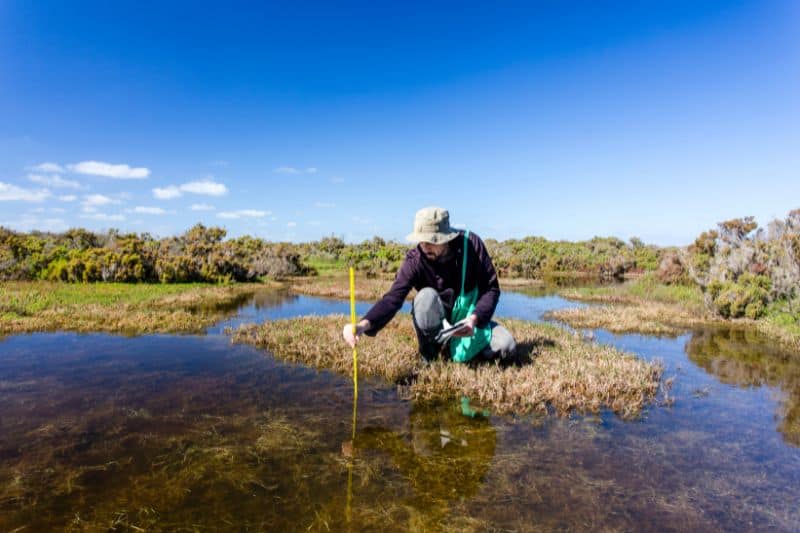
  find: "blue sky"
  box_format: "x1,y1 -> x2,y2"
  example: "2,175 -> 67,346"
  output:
1,1 -> 798,245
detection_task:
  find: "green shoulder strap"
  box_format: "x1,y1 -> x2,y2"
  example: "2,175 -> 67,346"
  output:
448,231 -> 492,363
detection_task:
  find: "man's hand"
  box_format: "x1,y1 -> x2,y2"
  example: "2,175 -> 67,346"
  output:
343,319 -> 370,348
451,314 -> 478,338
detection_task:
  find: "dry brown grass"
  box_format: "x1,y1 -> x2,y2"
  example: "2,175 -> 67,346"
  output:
0,283 -> 259,336
229,314 -> 662,418
545,302 -> 724,336
284,274 -> 399,301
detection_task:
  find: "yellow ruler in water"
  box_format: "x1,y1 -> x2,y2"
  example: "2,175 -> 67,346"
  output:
349,266 -> 358,400
346,267 -> 358,524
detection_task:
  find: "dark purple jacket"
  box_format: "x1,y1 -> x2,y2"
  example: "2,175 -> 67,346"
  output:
362,231 -> 500,335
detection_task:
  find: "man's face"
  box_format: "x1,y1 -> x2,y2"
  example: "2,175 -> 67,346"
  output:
420,241 -> 450,262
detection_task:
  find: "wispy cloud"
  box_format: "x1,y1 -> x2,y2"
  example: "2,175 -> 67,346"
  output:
79,212 -> 125,221
29,162 -> 66,173
0,215 -> 67,232
127,206 -> 168,215
330,176 -> 346,184
0,182 -> 51,202
59,195 -> 77,202
83,193 -> 117,207
217,209 -> 269,219
153,178 -> 228,199
153,186 -> 181,199
180,179 -> 228,196
287,221 -> 297,227
27,173 -> 83,189
313,201 -> 336,208
30,207 -> 66,214
69,160 -> 150,179
274,166 -> 302,175
190,203 -> 215,211
274,166 -> 318,175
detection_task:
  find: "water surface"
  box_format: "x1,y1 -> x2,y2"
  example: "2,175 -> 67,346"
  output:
1,289 -> 799,531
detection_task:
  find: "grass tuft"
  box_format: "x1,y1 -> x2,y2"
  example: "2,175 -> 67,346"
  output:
229,314 -> 662,418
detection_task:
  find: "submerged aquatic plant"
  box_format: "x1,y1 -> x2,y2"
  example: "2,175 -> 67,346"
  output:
229,314 -> 662,418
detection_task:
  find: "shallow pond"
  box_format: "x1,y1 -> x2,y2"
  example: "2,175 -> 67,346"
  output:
1,289 -> 799,531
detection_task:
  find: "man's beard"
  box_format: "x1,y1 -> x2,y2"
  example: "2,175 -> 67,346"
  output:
427,246 -> 453,263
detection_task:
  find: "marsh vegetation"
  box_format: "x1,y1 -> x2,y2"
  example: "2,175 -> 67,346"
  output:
0,282 -> 258,335
230,314 -> 663,417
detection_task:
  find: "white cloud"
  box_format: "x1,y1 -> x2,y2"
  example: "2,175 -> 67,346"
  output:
190,203 -> 215,211
0,215 -> 67,232
352,216 -> 370,224
217,209 -> 269,219
79,212 -> 125,221
154,179 -> 228,199
306,167 -> 317,174
314,201 -> 336,208
179,179 -> 228,196
128,206 -> 167,215
30,207 -> 67,215
27,173 -> 82,189
83,193 -> 116,206
274,166 -> 302,174
59,195 -> 77,202
287,221 -> 297,227
69,160 -> 150,179
0,182 -> 51,202
153,185 -> 182,199
30,162 -> 66,173
330,176 -> 346,184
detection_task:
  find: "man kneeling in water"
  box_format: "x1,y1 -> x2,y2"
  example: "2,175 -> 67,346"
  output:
342,206 -> 516,363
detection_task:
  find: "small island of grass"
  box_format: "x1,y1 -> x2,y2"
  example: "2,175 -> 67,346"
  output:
229,314 -> 663,418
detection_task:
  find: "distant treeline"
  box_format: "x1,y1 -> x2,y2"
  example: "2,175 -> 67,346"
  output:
0,224 -> 311,283
2,209 -> 798,320
0,226 -> 665,284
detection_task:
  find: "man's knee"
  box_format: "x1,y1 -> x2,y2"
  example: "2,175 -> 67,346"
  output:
412,287 -> 445,331
481,322 -> 517,359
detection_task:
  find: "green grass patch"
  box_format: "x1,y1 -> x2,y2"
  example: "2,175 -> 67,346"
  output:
0,282 -> 259,335
561,274 -> 705,313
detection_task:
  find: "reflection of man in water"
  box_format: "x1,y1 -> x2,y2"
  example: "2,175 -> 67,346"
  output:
355,403 -> 496,522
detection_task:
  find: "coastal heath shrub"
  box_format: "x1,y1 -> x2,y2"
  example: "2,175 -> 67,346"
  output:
707,273 -> 771,319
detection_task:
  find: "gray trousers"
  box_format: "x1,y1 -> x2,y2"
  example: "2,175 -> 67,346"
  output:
411,287 -> 517,362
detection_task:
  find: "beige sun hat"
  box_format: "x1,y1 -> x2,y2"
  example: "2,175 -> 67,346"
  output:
405,206 -> 460,244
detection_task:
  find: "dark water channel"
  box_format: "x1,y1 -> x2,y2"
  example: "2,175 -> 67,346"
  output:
1,290 -> 799,531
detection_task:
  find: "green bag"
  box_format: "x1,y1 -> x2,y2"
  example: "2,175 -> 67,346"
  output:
449,231 -> 492,363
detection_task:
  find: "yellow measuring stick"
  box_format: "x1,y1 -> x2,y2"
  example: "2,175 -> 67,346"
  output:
346,267 -> 358,524
349,266 -> 358,401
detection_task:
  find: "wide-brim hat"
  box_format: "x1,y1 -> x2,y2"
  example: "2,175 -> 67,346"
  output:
405,206 -> 460,244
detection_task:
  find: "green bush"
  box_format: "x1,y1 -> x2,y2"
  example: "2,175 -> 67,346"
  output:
707,273 -> 771,319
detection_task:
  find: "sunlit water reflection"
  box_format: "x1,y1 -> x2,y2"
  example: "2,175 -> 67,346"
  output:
1,289 -> 799,531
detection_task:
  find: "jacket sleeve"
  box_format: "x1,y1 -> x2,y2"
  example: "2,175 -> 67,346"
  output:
361,251 -> 417,336
471,234 -> 500,327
